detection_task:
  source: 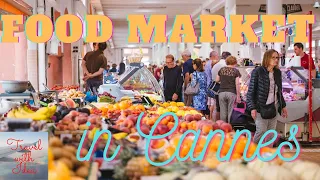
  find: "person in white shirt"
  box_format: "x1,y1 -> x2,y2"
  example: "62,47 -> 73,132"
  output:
206,51 -> 219,120
211,51 -> 230,120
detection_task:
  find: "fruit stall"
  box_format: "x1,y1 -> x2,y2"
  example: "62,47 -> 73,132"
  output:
1,96 -> 320,180
0,79 -> 320,180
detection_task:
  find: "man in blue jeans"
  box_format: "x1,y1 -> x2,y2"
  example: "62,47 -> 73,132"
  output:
82,42 -> 108,95
182,50 -> 194,106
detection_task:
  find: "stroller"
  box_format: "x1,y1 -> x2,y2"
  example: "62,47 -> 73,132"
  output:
230,102 -> 256,137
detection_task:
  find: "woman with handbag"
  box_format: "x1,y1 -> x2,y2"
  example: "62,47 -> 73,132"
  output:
216,56 -> 241,123
246,49 -> 288,144
189,58 -> 207,113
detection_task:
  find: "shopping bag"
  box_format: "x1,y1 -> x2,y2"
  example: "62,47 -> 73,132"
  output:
207,81 -> 220,98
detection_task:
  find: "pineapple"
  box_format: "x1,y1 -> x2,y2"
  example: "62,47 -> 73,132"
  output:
125,156 -> 159,180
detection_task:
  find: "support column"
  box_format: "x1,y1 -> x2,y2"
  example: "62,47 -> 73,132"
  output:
14,32 -> 27,81
37,0 -> 46,91
198,9 -> 212,59
221,0 -> 239,58
179,43 -> 185,56
267,0 -> 283,53
186,43 -> 194,57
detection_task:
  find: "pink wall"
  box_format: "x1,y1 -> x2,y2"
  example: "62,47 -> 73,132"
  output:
0,31 -> 27,92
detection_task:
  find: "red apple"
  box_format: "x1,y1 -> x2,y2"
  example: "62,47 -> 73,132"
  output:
75,116 -> 87,125
220,123 -> 233,133
61,118 -> 72,125
88,117 -> 97,124
69,110 -> 79,117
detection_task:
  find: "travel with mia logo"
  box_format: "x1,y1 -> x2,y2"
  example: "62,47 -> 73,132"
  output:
0,132 -> 48,179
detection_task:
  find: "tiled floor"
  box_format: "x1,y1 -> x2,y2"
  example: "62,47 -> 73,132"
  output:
286,148 -> 320,164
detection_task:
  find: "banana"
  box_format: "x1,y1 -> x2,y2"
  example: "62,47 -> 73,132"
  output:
14,107 -> 48,121
21,105 -> 35,113
7,109 -> 16,118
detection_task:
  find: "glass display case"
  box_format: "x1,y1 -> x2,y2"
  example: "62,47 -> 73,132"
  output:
238,66 -> 307,102
118,63 -> 164,101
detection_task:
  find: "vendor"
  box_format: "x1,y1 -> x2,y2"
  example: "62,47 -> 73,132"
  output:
293,43 -> 316,78
82,42 -> 108,95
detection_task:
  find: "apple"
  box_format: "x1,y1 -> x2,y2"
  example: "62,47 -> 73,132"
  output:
193,114 -> 202,121
220,123 -> 233,133
68,122 -> 79,131
61,118 -> 72,125
89,124 -> 95,130
69,110 -> 79,117
185,114 -> 194,122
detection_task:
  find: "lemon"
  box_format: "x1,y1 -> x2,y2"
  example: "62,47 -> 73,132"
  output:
158,107 -> 165,111
177,102 -> 185,107
162,102 -> 170,107
190,110 -> 198,115
170,102 -> 177,107
172,106 -> 179,113
166,106 -> 173,112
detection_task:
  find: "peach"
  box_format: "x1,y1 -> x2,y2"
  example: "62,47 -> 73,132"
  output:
202,124 -> 213,135
212,123 -> 220,130
193,114 -> 202,121
88,117 -> 97,124
160,118 -> 169,125
220,123 -> 232,133
120,127 -> 130,133
140,124 -> 150,135
216,120 -> 225,125
123,119 -> 134,128
127,115 -> 138,124
184,114 -> 194,122
179,128 -> 188,133
157,124 -> 170,135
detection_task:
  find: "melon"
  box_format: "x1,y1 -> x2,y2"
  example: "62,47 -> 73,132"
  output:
65,98 -> 77,108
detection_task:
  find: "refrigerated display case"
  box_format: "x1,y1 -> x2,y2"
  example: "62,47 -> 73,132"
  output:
99,63 -> 164,102
238,66 -> 320,140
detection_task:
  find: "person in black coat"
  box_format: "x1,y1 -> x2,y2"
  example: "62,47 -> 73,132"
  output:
246,49 -> 288,145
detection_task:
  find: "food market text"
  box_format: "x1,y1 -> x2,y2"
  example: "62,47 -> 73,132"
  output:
0,14 -> 314,43
76,112 -> 300,167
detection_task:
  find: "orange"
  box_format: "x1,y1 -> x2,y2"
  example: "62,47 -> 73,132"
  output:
161,118 -> 169,125
153,140 -> 165,149
202,125 -> 212,135
171,136 -> 181,147
187,123 -> 193,130
231,152 -> 242,160
234,138 -> 248,154
146,118 -> 155,126
180,146 -> 190,158
247,142 -> 257,154
135,104 -> 145,111
180,122 -> 187,129
113,104 -> 120,110
167,122 -> 175,129
119,101 -> 129,110
165,146 -> 176,158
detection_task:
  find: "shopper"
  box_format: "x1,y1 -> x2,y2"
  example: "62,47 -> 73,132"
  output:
105,65 -> 110,73
247,49 -> 288,145
190,58 -> 207,112
163,54 -> 183,102
82,42 -> 108,95
293,43 -> 316,78
216,56 -> 241,123
211,51 -> 230,120
109,64 -> 118,73
154,65 -> 162,82
206,51 -> 219,120
118,62 -> 126,76
182,50 -> 194,106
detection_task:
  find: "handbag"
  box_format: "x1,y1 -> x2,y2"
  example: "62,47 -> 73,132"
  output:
185,72 -> 200,95
207,81 -> 220,98
260,82 -> 277,119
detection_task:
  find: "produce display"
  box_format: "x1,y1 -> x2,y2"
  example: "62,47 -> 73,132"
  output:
52,85 -> 79,91
49,136 -> 95,180
6,104 -> 56,121
59,89 -> 86,99
98,92 -> 116,103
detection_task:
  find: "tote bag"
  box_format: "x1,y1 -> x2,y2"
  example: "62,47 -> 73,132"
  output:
185,72 -> 200,96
